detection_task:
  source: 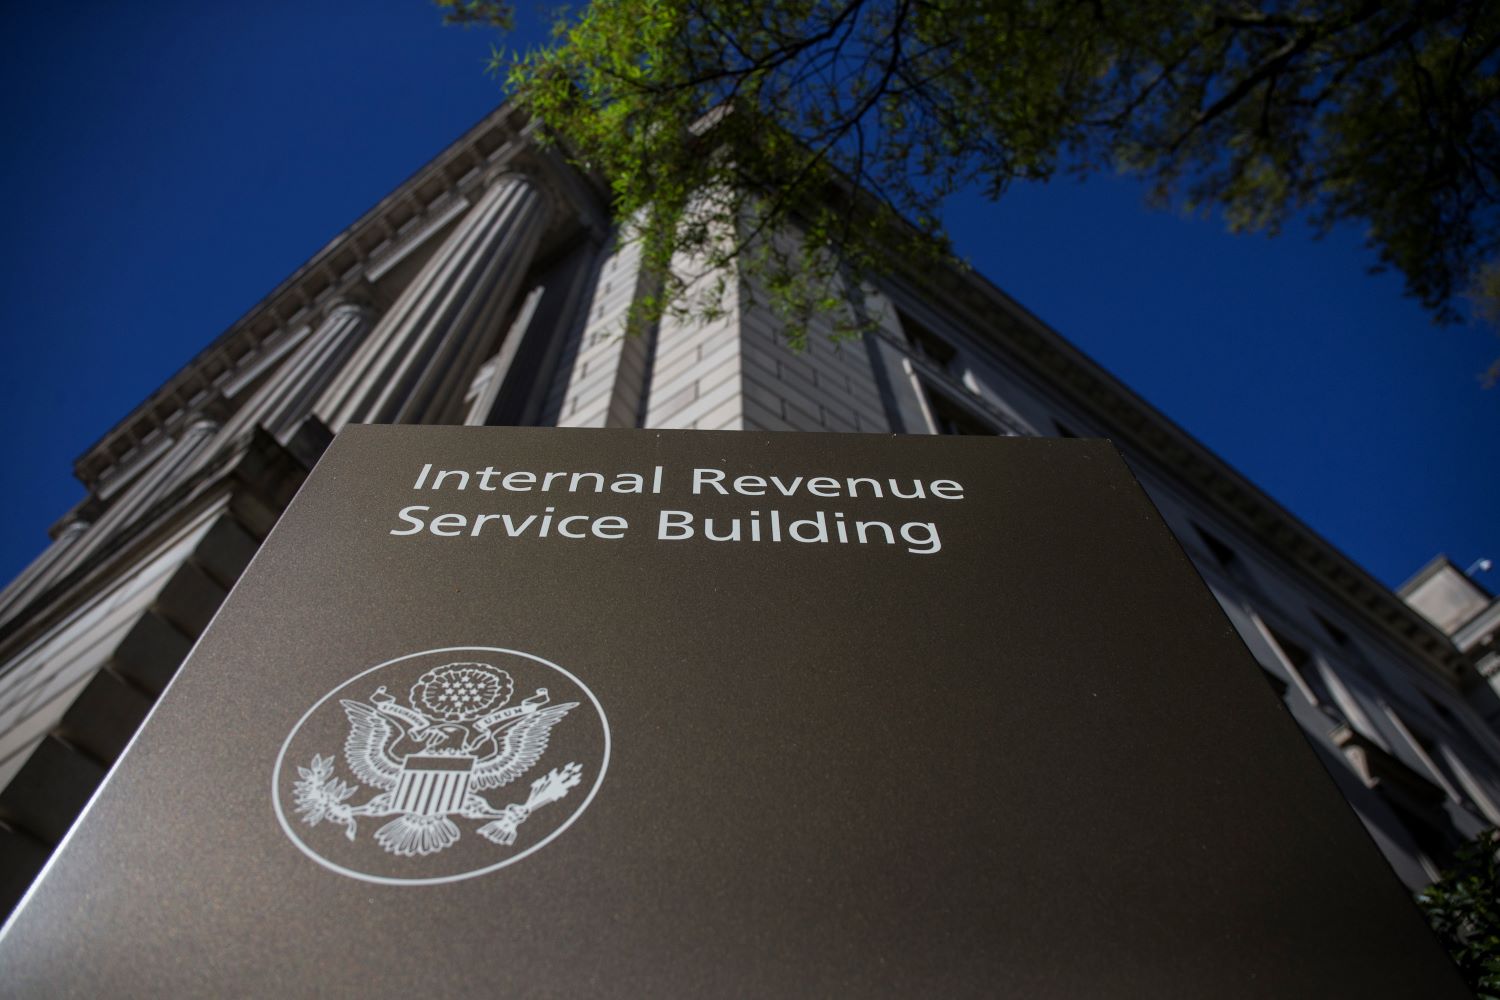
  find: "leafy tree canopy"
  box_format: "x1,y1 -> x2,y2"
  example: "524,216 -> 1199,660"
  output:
440,0 -> 1500,355
1417,828 -> 1500,997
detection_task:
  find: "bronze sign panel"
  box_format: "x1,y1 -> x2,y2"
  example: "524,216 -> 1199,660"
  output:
0,427 -> 1466,996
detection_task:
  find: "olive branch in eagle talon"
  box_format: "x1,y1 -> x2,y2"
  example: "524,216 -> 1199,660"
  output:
293,753 -> 360,839
290,662 -> 583,857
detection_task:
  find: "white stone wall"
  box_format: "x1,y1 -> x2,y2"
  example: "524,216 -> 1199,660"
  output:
644,251 -> 744,431
738,290 -> 889,434
556,238 -> 653,429
556,229 -> 894,434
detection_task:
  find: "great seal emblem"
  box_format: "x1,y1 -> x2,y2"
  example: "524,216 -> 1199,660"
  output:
272,646 -> 609,885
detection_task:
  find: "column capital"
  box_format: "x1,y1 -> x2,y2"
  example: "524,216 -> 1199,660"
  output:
476,166 -> 563,232
480,167 -> 539,187
54,518 -> 92,540
323,298 -> 378,325
504,141 -> 611,243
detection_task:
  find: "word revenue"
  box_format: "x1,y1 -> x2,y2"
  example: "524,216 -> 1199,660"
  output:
389,507 -> 943,555
410,464 -> 966,501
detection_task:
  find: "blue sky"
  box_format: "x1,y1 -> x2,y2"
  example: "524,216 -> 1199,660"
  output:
1,3 -> 1496,594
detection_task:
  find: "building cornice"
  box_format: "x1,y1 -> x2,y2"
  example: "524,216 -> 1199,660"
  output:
74,102 -> 607,489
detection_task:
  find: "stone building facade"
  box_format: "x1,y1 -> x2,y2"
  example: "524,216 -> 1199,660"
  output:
2,103 -> 1498,916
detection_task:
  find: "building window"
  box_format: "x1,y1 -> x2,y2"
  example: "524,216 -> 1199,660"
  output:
1260,670 -> 1290,700
1399,714 -> 1463,801
1388,798 -> 1459,875
1263,623 -> 1337,710
926,388 -> 999,436
898,309 -> 958,372
1193,523 -> 1239,568
1313,611 -> 1354,649
1423,695 -> 1458,725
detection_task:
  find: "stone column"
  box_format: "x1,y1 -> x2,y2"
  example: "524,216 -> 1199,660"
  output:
98,419 -> 221,533
260,301 -> 378,439
0,520 -> 92,626
318,173 -> 549,429
174,300 -> 380,490
41,419 -> 221,591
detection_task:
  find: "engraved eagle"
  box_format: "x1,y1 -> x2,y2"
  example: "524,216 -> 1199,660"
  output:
291,662 -> 584,858
339,695 -> 578,793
